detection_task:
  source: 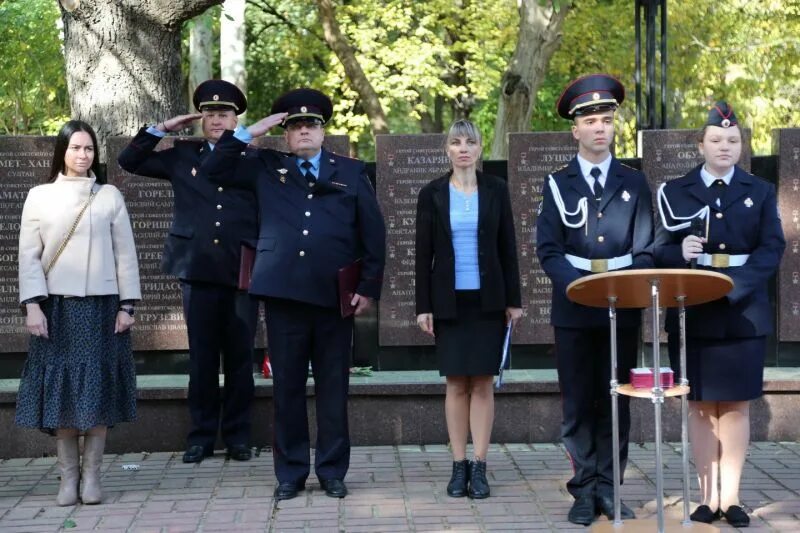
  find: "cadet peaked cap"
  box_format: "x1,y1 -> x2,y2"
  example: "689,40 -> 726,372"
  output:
557,74 -> 625,119
271,88 -> 333,127
706,101 -> 738,128
193,80 -> 247,115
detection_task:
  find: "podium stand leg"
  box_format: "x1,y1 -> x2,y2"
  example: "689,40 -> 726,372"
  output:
608,297 -> 622,526
650,280 -> 666,533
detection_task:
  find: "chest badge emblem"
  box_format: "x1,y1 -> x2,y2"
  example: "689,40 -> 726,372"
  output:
621,190 -> 631,202
191,167 -> 197,176
744,197 -> 753,208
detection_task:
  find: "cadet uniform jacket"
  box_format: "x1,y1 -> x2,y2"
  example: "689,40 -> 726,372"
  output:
205,130 -> 386,309
117,128 -> 259,287
654,164 -> 785,338
536,157 -> 654,328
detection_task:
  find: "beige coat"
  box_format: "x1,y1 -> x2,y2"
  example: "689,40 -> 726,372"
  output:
18,173 -> 141,303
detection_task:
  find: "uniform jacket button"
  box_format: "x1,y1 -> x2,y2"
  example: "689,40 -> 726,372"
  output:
719,243 -> 726,250
216,204 -> 222,210
716,212 -> 723,219
598,235 -> 605,243
213,239 -> 219,245
299,250 -> 305,257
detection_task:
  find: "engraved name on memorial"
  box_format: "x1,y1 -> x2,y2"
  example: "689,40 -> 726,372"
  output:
0,137 -> 53,352
775,129 -> 800,340
507,132 -> 577,344
376,134 -> 454,346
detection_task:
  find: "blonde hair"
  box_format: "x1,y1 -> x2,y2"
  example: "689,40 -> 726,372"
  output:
446,119 -> 482,146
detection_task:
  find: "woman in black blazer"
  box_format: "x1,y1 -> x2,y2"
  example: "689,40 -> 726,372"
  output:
415,119 -> 522,499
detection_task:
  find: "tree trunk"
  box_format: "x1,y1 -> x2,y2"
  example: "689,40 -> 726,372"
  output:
58,0 -> 222,161
315,0 -> 389,135
220,0 -> 246,121
489,0 -> 570,159
189,9 -> 214,135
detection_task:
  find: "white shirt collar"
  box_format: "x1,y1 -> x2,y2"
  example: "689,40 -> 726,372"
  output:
700,165 -> 734,187
576,153 -> 612,187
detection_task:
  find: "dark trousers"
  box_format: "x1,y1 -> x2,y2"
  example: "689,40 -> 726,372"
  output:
555,326 -> 638,499
264,297 -> 353,485
181,281 -> 258,451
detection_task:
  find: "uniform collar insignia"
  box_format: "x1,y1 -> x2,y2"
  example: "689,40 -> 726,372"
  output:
191,167 -> 197,176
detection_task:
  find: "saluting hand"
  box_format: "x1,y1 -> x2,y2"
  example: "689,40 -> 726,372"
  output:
159,114 -> 203,133
416,313 -> 434,337
247,112 -> 289,138
681,235 -> 706,263
115,310 -> 135,334
25,303 -> 48,339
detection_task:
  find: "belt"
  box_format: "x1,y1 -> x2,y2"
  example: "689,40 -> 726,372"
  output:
697,253 -> 749,268
565,253 -> 633,273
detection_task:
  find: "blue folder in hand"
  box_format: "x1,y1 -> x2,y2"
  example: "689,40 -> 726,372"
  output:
495,322 -> 513,390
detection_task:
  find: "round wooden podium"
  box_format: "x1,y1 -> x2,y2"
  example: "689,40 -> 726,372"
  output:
566,269 -> 733,533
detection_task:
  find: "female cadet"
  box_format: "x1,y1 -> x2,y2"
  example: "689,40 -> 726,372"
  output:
654,102 -> 785,527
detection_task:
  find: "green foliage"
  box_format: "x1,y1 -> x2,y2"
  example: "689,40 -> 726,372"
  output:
0,0 -> 69,134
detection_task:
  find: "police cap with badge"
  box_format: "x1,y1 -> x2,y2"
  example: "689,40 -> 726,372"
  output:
557,73 -> 625,120
270,88 -> 333,128
193,79 -> 247,115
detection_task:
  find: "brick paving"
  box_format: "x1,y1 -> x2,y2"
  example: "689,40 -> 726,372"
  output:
1,442 -> 799,532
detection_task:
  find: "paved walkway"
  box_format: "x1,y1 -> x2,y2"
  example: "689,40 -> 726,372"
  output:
1,442 -> 799,532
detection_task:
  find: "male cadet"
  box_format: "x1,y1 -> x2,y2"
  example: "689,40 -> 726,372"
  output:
205,88 -> 386,500
118,80 -> 259,463
536,74 -> 653,525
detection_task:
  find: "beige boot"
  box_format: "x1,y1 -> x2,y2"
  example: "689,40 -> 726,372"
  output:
80,433 -> 105,504
55,435 -> 80,506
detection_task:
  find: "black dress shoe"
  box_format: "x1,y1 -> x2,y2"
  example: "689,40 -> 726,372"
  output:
319,478 -> 348,498
596,495 -> 635,520
723,505 -> 750,527
182,445 -> 212,463
446,460 -> 469,497
226,444 -> 252,461
690,505 -> 721,523
568,494 -> 597,526
274,481 -> 305,501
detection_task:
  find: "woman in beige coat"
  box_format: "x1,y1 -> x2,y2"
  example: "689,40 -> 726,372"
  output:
15,120 -> 141,506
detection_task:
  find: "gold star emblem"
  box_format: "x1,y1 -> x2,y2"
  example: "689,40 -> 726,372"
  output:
191,167 -> 197,176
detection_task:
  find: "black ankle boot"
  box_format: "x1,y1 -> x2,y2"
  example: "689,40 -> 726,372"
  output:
468,459 -> 490,499
446,460 -> 469,497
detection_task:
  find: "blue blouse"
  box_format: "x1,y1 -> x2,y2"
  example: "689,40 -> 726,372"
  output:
449,184 -> 480,290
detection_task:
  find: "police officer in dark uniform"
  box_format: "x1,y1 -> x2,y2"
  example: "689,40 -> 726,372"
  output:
204,89 -> 386,501
536,74 -> 653,525
654,102 -> 785,527
117,80 -> 259,463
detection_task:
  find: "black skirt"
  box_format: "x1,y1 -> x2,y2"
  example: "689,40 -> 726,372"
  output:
434,290 -> 506,377
667,334 -> 765,402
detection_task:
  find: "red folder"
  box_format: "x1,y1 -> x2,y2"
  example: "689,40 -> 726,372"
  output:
238,243 -> 256,291
338,259 -> 363,318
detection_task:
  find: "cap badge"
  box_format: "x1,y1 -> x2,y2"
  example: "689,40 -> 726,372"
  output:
191,167 -> 197,176
300,106 -> 308,113
744,197 -> 753,208
721,118 -> 731,128
622,190 -> 631,202
592,92 -> 600,100
212,94 -> 219,101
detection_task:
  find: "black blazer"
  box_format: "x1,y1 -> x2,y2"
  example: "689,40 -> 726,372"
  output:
415,172 -> 521,319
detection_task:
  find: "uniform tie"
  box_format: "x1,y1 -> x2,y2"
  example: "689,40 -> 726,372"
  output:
590,167 -> 603,201
301,160 -> 314,178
